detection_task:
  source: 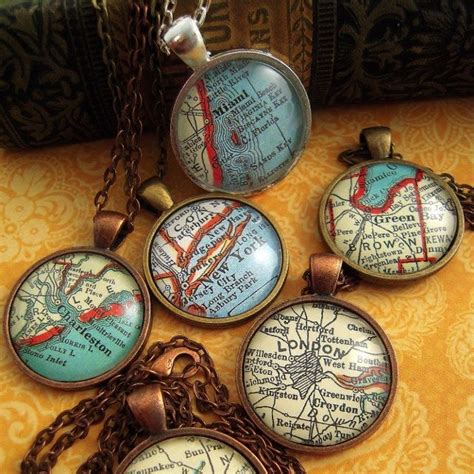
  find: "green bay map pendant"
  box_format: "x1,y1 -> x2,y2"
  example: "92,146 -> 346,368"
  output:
4,248 -> 151,389
116,428 -> 265,474
237,255 -> 397,453
164,17 -> 311,194
320,160 -> 464,281
144,195 -> 288,326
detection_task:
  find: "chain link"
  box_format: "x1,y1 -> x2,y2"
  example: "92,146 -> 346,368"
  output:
438,173 -> 474,229
158,0 -> 211,54
22,336 -> 305,473
93,0 -> 150,229
148,1 -> 170,179
91,0 -> 126,121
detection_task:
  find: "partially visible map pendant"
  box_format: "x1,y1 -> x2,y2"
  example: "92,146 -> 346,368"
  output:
116,428 -> 265,474
3,216 -> 151,389
164,17 -> 311,194
143,194 -> 288,326
319,127 -> 465,282
237,254 -> 397,453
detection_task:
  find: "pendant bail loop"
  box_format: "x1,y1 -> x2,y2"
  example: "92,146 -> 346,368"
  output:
137,177 -> 174,214
360,126 -> 393,160
93,211 -> 131,251
163,16 -> 210,70
127,384 -> 167,434
309,253 -> 343,296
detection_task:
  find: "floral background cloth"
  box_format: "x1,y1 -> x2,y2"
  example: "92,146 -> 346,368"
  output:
0,97 -> 473,472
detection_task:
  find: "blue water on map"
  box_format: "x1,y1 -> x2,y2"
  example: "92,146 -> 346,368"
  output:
177,56 -> 309,193
358,162 -> 418,209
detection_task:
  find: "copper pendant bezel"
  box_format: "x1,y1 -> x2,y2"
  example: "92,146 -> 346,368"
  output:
115,427 -> 267,473
236,294 -> 398,454
3,246 -> 152,390
143,193 -> 289,327
170,48 -> 312,196
319,159 -> 465,283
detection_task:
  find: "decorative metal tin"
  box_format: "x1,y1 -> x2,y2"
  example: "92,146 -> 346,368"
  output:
116,427 -> 266,473
319,160 -> 464,282
144,194 -> 288,326
165,17 -> 311,195
4,247 -> 151,390
237,294 -> 397,453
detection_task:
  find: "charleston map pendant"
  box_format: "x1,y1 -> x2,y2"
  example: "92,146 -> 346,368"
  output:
237,254 -> 397,453
319,159 -> 464,281
116,428 -> 265,474
164,17 -> 311,194
4,247 -> 151,389
144,195 -> 288,326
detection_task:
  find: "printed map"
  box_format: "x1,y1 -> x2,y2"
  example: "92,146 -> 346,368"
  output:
324,162 -> 458,275
9,252 -> 144,382
124,435 -> 256,474
243,301 -> 392,447
175,58 -> 306,192
149,198 -> 283,320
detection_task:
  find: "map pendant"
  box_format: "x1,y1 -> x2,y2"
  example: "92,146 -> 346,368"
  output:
164,17 -> 311,195
116,428 -> 266,474
143,194 -> 288,326
237,254 -> 397,453
4,215 -> 152,389
319,159 -> 465,282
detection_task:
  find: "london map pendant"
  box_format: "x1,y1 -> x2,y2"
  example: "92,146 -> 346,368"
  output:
116,427 -> 265,474
320,158 -> 464,282
144,194 -> 288,326
164,17 -> 311,194
237,254 -> 397,452
4,216 -> 151,389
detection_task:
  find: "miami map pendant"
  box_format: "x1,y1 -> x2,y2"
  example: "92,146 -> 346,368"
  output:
116,428 -> 265,474
320,158 -> 464,282
4,221 -> 151,389
144,195 -> 288,326
237,254 -> 397,452
164,17 -> 311,194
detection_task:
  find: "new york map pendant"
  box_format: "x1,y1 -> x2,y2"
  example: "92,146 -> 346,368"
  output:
164,17 -> 311,194
3,213 -> 151,389
144,195 -> 288,326
237,254 -> 397,453
320,127 -> 464,282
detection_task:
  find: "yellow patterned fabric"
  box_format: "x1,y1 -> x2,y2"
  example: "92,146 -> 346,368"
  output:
0,98 -> 473,473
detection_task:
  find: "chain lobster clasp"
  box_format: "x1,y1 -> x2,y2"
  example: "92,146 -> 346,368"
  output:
126,346 -> 201,434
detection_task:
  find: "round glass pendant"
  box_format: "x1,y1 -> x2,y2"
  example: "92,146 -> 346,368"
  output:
237,296 -> 397,453
144,195 -> 288,326
171,50 -> 311,194
319,160 -> 464,281
116,428 -> 266,474
4,248 -> 151,389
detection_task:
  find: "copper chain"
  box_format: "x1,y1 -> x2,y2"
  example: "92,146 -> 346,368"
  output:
148,1 -> 170,179
22,337 -> 304,473
93,0 -> 149,229
339,141 -> 473,229
438,173 -> 474,229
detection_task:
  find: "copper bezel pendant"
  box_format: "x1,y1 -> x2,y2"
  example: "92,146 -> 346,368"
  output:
4,247 -> 152,390
236,294 -> 398,454
319,159 -> 465,282
143,193 -> 289,327
115,427 -> 267,473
